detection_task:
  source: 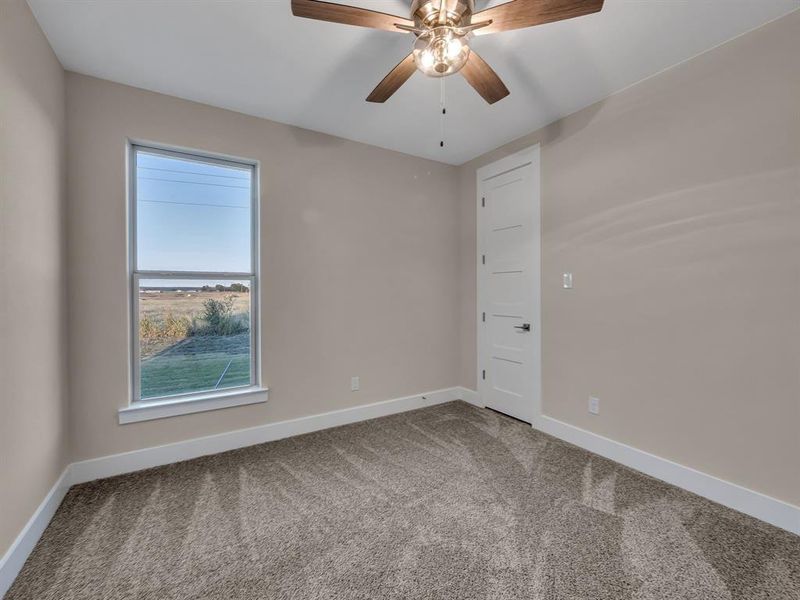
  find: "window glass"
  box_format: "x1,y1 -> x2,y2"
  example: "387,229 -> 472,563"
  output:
136,151 -> 252,273
138,278 -> 252,400
132,145 -> 257,403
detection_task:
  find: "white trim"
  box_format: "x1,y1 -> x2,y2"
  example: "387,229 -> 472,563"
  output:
476,145 -> 537,182
537,415 -> 800,535
476,144 -> 542,425
127,140 -> 262,405
456,387 -> 481,407
118,386 -> 269,424
1,388 -> 470,596
0,468 -> 71,599
2,391 -> 796,597
76,387 -> 465,485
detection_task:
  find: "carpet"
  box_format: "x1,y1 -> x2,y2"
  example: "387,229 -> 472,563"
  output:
7,401 -> 799,599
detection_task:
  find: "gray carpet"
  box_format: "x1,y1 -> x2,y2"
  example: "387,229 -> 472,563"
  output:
7,401 -> 799,599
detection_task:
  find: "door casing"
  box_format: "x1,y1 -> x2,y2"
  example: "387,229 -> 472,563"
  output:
476,144 -> 542,427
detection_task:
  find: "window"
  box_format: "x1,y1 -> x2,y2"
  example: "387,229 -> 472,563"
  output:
129,144 -> 259,407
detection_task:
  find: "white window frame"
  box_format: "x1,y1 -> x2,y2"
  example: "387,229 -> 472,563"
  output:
121,141 -> 266,424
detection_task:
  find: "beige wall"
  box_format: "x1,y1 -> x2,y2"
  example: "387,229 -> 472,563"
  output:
459,12 -> 800,505
65,73 -> 461,461
0,0 -> 68,557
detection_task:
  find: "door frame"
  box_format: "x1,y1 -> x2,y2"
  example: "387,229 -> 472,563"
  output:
476,144 -> 542,427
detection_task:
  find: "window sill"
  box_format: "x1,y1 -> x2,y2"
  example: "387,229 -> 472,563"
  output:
118,386 -> 269,424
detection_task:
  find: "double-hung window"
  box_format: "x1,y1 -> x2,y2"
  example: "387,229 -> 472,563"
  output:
129,143 -> 260,410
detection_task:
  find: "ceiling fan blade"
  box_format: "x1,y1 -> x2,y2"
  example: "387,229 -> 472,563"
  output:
460,51 -> 510,104
472,0 -> 604,36
394,23 -> 428,34
366,54 -> 417,103
453,19 -> 493,35
291,0 -> 413,32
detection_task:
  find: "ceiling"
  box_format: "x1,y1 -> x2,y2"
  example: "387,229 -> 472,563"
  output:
28,0 -> 798,165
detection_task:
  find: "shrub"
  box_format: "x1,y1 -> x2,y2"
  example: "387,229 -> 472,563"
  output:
164,313 -> 192,338
140,312 -> 191,341
195,295 -> 247,336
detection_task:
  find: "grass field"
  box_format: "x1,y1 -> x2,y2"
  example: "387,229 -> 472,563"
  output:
141,333 -> 250,399
138,290 -> 251,400
139,290 -> 249,356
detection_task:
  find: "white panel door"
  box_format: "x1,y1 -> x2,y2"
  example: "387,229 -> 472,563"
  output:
477,146 -> 541,424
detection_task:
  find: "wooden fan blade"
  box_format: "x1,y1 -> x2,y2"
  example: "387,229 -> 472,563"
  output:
454,19 -> 493,35
366,54 -> 417,103
473,0 -> 604,35
460,51 -> 510,104
291,0 -> 413,32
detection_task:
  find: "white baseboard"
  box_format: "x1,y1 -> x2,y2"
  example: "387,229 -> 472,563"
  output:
5,389 -> 794,599
455,387 -> 480,407
2,386 -> 468,597
537,415 -> 800,535
70,386 -> 465,485
467,390 -> 797,535
0,468 -> 71,599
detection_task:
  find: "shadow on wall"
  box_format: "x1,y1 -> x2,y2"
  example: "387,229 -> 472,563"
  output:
548,166 -> 800,257
539,162 -> 800,502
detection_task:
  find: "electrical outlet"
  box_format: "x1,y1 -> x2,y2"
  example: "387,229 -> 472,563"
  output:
563,272 -> 573,289
588,396 -> 600,415
351,376 -> 360,392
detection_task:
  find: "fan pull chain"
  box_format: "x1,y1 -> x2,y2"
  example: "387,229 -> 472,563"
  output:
439,77 -> 446,148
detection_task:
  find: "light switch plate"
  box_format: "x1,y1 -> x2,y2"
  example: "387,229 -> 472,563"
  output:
563,272 -> 573,289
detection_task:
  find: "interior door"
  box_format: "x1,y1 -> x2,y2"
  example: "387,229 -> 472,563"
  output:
477,146 -> 541,424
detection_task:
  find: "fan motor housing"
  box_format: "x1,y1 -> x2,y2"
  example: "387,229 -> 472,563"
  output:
411,0 -> 474,28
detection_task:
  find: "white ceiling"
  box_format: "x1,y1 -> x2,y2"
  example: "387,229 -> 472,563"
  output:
28,0 -> 798,165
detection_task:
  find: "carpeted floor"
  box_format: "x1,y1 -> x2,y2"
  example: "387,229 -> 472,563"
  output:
7,401 -> 799,599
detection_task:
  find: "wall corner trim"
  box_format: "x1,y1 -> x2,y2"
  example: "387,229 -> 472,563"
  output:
456,387 -> 481,407
537,415 -> 800,535
0,468 -> 72,599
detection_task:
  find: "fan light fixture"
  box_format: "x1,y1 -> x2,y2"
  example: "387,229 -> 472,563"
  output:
291,0 -> 606,105
413,27 -> 470,77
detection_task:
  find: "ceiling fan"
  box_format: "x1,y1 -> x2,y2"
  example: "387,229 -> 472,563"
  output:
291,0 -> 605,104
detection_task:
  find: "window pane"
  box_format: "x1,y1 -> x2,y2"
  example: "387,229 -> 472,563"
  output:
138,278 -> 252,400
136,150 -> 252,273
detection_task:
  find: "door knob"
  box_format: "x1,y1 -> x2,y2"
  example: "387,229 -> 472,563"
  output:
514,323 -> 531,332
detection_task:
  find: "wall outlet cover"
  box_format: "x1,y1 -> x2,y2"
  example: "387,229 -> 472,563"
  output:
589,396 -> 600,415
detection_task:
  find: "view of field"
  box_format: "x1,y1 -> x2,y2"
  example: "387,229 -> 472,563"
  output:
138,288 -> 251,400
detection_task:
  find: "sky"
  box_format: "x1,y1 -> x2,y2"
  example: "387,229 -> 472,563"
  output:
136,150 -> 253,278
